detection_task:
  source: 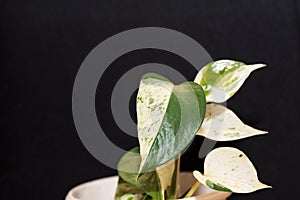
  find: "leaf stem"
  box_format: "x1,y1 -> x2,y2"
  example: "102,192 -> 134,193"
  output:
184,181 -> 201,198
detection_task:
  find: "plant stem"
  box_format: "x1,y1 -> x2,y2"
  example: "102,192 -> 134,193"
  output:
184,181 -> 201,198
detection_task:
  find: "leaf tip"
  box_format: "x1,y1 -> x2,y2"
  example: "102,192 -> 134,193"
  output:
259,182 -> 272,190
248,63 -> 267,71
258,63 -> 267,68
257,130 -> 269,135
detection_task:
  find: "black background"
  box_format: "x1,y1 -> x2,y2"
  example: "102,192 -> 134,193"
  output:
1,0 -> 300,199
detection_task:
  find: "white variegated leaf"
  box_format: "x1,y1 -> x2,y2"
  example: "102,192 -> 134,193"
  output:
136,73 -> 206,173
137,74 -> 174,171
197,104 -> 267,141
194,60 -> 266,103
193,147 -> 271,193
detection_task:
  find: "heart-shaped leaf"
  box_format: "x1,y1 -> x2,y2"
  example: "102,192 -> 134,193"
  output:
194,60 -> 266,103
137,73 -> 206,173
197,104 -> 268,141
193,147 -> 271,193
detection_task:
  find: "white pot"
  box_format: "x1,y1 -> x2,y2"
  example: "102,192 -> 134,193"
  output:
66,172 -> 231,200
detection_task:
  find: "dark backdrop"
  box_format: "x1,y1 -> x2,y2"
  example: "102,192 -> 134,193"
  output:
1,0 -> 300,199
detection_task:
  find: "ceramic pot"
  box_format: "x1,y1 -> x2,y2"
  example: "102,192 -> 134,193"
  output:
66,172 -> 231,200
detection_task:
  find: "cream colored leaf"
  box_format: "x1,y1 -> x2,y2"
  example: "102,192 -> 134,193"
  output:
194,60 -> 266,103
197,104 -> 267,141
137,74 -> 173,171
193,147 -> 271,193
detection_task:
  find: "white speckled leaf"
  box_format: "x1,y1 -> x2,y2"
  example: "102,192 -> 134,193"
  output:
197,104 -> 267,141
194,60 -> 266,103
193,147 -> 271,193
137,73 -> 174,171
136,73 -> 206,173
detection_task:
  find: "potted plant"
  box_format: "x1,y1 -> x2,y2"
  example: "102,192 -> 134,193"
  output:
66,60 -> 271,200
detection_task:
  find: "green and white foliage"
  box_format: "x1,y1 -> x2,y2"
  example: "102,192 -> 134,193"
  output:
197,104 -> 268,141
194,60 -> 266,103
116,60 -> 270,200
137,73 -> 206,173
193,147 -> 271,193
117,147 -> 179,200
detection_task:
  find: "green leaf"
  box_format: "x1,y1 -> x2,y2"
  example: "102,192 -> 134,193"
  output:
116,194 -> 139,200
118,147 -> 179,200
142,195 -> 152,200
118,147 -> 163,200
194,60 -> 266,103
193,147 -> 271,193
115,177 -> 144,199
197,104 -> 268,141
205,180 -> 232,192
137,73 -> 206,173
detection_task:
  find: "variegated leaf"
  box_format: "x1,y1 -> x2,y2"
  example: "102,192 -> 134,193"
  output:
137,73 -> 206,173
197,104 -> 267,141
194,60 -> 266,103
193,147 -> 271,193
